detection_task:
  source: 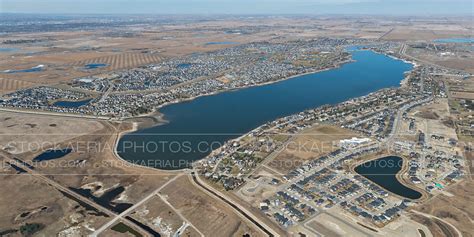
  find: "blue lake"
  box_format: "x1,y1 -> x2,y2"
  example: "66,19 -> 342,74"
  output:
33,149 -> 72,162
355,156 -> 422,199
4,65 -> 44,73
177,63 -> 192,69
117,50 -> 413,170
434,38 -> 474,43
0,48 -> 19,53
53,98 -> 92,108
205,41 -> 238,45
85,63 -> 108,69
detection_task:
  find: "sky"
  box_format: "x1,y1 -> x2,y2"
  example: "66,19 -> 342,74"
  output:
1,0 -> 473,15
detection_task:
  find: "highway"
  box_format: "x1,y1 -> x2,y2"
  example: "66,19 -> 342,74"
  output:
378,28 -> 394,40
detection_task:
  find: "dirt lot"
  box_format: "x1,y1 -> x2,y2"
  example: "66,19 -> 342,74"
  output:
160,175 -> 263,237
129,195 -> 197,236
412,99 -> 451,120
306,213 -> 370,237
236,170 -> 280,206
268,124 -> 358,173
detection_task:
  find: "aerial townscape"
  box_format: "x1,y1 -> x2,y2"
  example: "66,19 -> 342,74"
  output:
0,1 -> 473,237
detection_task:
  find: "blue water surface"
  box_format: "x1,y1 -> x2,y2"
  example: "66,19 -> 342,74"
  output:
118,50 -> 413,169
355,156 -> 422,199
434,38 -> 474,43
205,41 -> 238,45
53,98 -> 92,108
33,149 -> 72,162
85,63 -> 108,69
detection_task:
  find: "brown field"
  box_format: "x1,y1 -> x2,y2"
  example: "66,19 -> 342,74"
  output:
306,213 -> 369,237
0,111 -> 179,236
68,52 -> 164,71
160,175 -> 263,237
129,195 -> 196,236
412,180 -> 474,237
0,78 -> 37,93
412,98 -> 451,119
384,29 -> 468,41
409,214 -> 458,237
0,171 -> 112,236
466,151 -> 474,175
435,60 -> 474,74
16,121 -> 175,203
268,124 -> 358,173
403,45 -> 474,73
451,91 -> 474,100
306,219 -> 342,237
0,28 -> 254,92
382,23 -> 471,41
0,51 -> 164,92
0,111 -> 104,154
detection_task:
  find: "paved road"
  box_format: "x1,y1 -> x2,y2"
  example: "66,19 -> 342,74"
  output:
411,210 -> 463,237
247,136 -> 294,177
157,190 -> 205,237
378,28 -> 394,40
91,173 -> 184,236
190,172 -> 280,237
385,97 -> 432,148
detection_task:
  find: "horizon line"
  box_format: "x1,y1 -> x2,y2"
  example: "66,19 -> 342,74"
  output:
1,12 -> 473,17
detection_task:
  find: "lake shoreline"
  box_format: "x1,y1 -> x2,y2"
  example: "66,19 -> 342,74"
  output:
116,49 -> 415,170
135,57 -> 355,125
132,48 -> 415,126
351,155 -> 427,201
